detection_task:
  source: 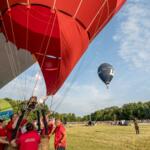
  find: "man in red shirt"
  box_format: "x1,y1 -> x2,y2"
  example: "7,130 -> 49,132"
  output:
11,122 -> 40,150
0,119 -> 9,150
52,119 -> 66,150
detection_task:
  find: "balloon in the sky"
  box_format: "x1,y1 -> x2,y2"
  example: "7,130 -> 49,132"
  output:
98,63 -> 114,87
0,99 -> 13,120
0,0 -> 126,95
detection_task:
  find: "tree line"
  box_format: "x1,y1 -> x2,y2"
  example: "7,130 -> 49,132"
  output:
3,98 -> 150,122
83,101 -> 150,121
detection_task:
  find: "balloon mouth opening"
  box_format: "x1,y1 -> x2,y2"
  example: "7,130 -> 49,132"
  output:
106,84 -> 109,89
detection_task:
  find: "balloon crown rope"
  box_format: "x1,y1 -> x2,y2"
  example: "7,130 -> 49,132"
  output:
12,96 -> 49,140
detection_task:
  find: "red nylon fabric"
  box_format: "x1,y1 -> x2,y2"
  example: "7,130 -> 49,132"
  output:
2,5 -> 60,56
52,11 -> 89,95
0,0 -> 126,95
0,0 -> 126,39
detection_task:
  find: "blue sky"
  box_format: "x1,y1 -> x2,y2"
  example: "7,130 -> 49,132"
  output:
0,0 -> 150,116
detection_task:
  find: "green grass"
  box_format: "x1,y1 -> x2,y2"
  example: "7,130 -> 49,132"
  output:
49,124 -> 150,150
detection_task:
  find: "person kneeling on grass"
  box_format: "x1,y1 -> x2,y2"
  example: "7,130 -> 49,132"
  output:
11,122 -> 41,150
49,119 -> 67,150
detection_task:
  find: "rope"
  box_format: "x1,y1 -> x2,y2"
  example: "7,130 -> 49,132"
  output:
17,7 -> 53,24
2,40 -> 16,78
7,2 -> 25,99
106,0 -> 110,16
49,96 -> 54,111
32,13 -> 57,96
86,0 -> 107,31
2,1 -> 23,100
2,4 -> 32,100
53,49 -> 89,112
73,0 -> 83,18
9,11 -> 21,75
6,0 -> 21,78
25,6 -> 54,97
1,19 -> 17,78
14,4 -> 54,98
91,0 -> 118,41
27,0 -> 30,6
53,0 -> 57,10
23,5 -> 30,100
0,12 -> 25,99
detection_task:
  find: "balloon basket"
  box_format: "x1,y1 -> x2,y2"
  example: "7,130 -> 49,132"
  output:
40,136 -> 50,150
5,145 -> 17,150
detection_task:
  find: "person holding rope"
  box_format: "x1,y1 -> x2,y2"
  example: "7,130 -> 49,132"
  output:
11,122 -> 40,150
41,114 -> 55,137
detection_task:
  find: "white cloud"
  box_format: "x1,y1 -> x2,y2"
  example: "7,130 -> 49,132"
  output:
51,83 -> 112,116
0,64 -> 46,100
114,1 -> 150,70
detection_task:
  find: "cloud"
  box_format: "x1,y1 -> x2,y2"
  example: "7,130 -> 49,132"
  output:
0,64 -> 46,100
114,1 -> 150,70
51,83 -> 112,116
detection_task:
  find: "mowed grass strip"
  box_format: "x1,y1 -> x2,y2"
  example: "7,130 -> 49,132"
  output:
49,124 -> 150,150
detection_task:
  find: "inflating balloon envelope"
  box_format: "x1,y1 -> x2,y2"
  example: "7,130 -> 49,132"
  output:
0,0 -> 126,96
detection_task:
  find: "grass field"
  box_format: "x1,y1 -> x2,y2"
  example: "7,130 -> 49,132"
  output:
49,123 -> 150,150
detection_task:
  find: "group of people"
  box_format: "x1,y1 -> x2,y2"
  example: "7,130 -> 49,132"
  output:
0,113 -> 66,150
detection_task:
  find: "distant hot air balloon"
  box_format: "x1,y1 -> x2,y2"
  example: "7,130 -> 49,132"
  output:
98,63 -> 114,88
0,99 -> 13,120
0,0 -> 126,96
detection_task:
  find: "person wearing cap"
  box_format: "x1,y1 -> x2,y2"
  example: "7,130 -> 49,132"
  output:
11,122 -> 40,150
0,119 -> 9,150
50,119 -> 66,150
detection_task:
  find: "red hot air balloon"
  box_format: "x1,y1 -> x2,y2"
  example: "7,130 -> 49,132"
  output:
0,0 -> 126,95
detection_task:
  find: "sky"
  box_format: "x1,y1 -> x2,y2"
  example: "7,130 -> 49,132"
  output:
0,0 -> 150,116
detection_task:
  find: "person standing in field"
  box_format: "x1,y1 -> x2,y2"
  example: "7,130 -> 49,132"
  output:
49,119 -> 66,150
133,118 -> 140,134
0,119 -> 9,150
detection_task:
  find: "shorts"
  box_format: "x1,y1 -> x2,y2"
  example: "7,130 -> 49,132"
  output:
57,147 -> 65,150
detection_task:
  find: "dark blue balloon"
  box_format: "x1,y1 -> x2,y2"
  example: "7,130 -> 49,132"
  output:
98,63 -> 114,86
